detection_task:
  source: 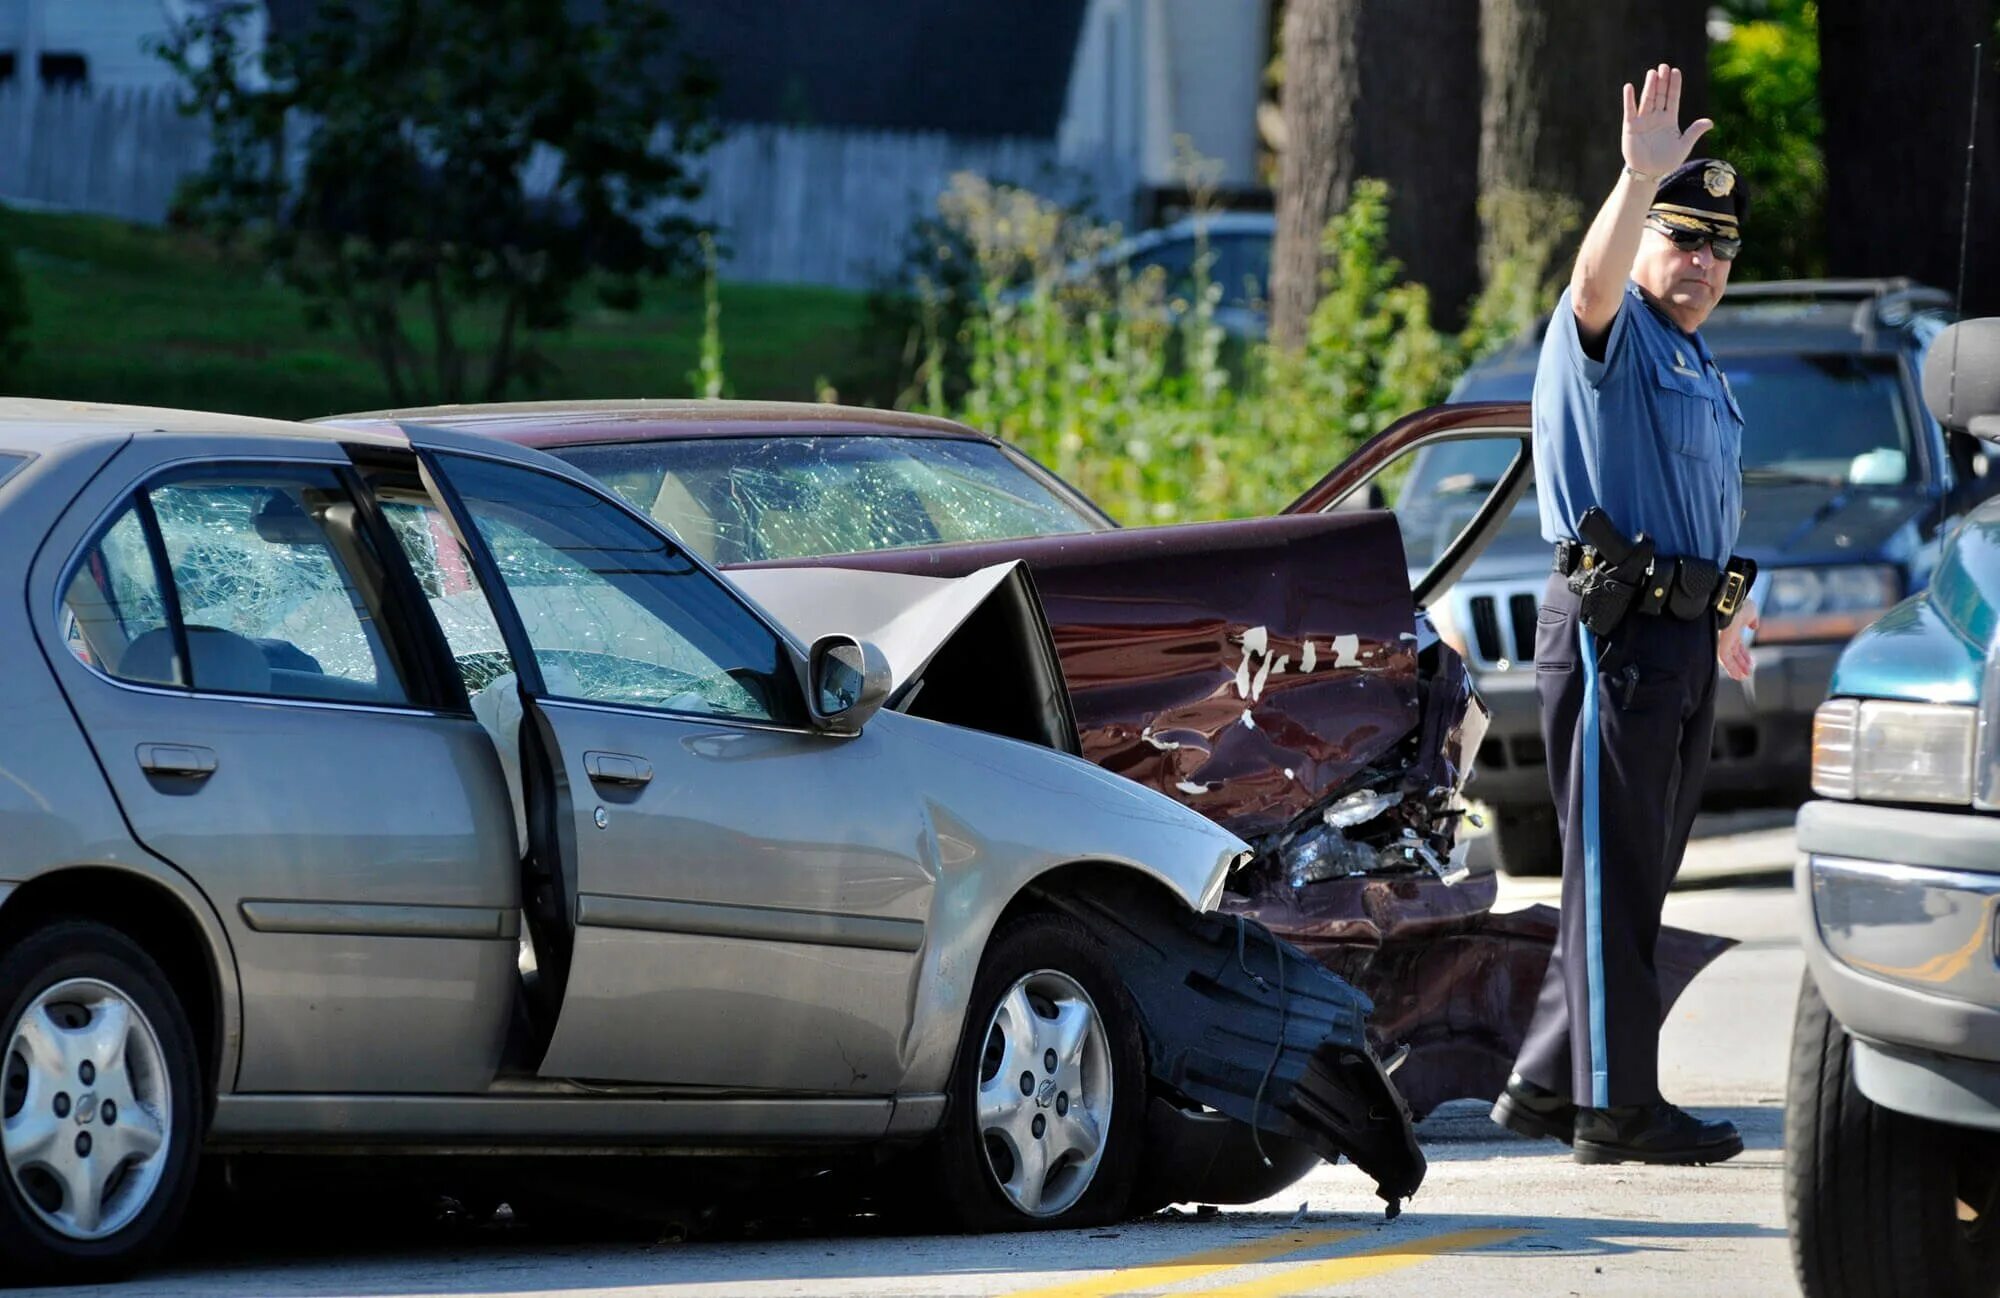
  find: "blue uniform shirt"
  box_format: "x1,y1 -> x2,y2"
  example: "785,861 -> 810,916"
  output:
1533,282 -> 1744,564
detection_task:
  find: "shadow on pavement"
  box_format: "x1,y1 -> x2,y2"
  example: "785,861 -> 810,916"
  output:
59,1201 -> 1790,1298
1669,867 -> 1794,893
1417,1099 -> 1782,1161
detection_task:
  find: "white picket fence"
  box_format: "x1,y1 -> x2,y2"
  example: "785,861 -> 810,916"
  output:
0,87 -> 1129,288
0,85 -> 210,224
688,124 -> 1121,287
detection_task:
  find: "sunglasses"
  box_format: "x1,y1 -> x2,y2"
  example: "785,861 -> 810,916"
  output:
1647,218 -> 1742,261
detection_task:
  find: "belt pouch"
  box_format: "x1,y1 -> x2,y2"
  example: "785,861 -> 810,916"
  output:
1669,563 -> 1720,619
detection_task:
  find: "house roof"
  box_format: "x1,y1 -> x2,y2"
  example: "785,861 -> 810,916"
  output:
266,1 -> 1088,140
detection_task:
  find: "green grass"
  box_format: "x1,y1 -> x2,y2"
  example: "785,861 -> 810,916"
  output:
0,207 -> 869,420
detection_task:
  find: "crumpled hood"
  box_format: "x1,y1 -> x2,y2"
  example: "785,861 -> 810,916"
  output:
734,512 -> 1431,842
726,560 -> 1083,758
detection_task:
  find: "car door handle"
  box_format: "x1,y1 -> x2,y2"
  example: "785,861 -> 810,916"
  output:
137,743 -> 217,779
583,751 -> 653,787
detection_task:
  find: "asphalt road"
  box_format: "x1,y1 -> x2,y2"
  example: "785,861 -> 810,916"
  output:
29,813 -> 1804,1298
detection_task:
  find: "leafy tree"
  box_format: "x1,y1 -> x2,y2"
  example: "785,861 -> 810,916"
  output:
156,0 -> 718,404
1709,0 -> 1825,280
1818,0 -> 1999,312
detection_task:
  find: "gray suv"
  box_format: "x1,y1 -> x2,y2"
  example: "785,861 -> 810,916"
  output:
1414,280 -> 1977,871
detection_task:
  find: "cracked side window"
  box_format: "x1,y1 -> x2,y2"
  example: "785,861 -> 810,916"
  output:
60,503 -> 178,684
61,468 -> 414,704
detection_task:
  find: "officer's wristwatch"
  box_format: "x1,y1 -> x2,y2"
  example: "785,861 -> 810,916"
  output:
1623,163 -> 1659,185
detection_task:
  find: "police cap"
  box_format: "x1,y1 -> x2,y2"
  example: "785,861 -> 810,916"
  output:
1648,158 -> 1747,239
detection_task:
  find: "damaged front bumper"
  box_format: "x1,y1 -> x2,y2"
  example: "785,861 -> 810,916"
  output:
1226,632 -> 1736,1120
1045,880 -> 1426,1212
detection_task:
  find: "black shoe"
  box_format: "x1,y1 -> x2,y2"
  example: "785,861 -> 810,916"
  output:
1490,1073 -> 1576,1145
1573,1101 -> 1744,1165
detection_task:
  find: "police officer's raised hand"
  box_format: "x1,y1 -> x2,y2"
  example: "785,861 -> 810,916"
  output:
1718,599 -> 1759,682
1623,64 -> 1714,178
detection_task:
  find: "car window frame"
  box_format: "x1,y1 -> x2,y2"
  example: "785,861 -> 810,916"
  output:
52,454 -> 461,715
0,451 -> 32,491
411,443 -> 816,734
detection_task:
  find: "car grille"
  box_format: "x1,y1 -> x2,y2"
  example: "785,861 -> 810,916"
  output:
1451,580 -> 1546,672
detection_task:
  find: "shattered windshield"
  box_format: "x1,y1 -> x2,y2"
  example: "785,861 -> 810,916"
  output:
552,436 -> 1105,565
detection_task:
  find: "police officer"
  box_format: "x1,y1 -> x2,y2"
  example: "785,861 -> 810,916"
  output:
1488,63 -> 1757,1165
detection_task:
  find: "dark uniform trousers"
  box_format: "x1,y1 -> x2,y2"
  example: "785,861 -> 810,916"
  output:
1514,570 -> 1719,1109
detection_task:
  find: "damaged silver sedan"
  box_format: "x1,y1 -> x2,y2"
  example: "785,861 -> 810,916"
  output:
0,401 -> 1418,1282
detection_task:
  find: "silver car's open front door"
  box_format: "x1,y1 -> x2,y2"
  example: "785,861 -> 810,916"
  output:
396,442 -> 936,1095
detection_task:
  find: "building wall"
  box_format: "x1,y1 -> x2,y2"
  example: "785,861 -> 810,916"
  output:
0,85 -> 1121,289
0,0 -> 267,91
1057,0 -> 1267,194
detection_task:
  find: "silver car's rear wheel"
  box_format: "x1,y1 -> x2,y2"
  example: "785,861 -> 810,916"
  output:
974,969 -> 1113,1218
4,978 -> 174,1241
0,921 -> 201,1283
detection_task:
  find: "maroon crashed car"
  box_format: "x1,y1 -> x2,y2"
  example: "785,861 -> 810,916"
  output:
318,400 -> 1727,1191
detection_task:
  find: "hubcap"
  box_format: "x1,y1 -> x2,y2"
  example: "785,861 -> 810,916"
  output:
975,969 -> 1111,1218
2,978 -> 172,1241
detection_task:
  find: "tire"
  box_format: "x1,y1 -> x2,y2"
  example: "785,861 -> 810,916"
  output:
1786,973 -> 2000,1298
934,913 -> 1146,1231
0,921 -> 203,1284
1132,1099 -> 1320,1213
1492,804 -> 1562,877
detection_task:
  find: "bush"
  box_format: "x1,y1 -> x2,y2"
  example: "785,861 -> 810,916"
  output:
847,173 -> 1573,524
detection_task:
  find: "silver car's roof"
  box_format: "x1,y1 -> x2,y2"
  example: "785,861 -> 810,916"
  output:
0,399 -> 410,457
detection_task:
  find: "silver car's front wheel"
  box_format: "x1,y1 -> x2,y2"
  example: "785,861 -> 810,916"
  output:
975,969 -> 1113,1218
0,921 -> 201,1283
937,914 -> 1143,1231
4,978 -> 174,1240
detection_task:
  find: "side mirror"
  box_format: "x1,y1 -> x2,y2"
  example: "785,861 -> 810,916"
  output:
806,634 -> 892,735
1922,318 -> 2000,440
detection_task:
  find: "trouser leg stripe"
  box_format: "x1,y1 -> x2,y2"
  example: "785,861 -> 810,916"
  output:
1579,624 -> 1610,1108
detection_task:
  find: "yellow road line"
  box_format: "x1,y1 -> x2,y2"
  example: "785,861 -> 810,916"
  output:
1176,1227 -> 1531,1297
997,1227 -> 1365,1298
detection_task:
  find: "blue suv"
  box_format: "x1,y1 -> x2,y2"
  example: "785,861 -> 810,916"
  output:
1408,280 -> 1980,872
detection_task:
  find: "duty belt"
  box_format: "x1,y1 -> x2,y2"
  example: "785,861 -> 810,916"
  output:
1554,539 -> 1754,620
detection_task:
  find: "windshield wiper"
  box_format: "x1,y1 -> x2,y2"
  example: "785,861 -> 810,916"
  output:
1742,466 -> 1846,489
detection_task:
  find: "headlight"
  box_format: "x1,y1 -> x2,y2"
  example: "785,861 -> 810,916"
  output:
1758,565 -> 1899,644
1812,697 -> 1977,803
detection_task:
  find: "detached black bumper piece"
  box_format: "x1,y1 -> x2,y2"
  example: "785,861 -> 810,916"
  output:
1046,882 -> 1426,1211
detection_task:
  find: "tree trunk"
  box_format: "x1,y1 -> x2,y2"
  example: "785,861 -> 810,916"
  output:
1352,0 -> 1481,330
1272,1 -> 1483,345
1271,0 -> 1362,350
1479,0 -> 1710,272
1819,1 -> 2000,315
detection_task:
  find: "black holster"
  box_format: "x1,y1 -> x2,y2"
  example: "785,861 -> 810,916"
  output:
1566,508 -> 1654,637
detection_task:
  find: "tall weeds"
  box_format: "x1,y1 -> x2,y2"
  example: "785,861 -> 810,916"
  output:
872,173 -> 1577,524
698,175 -> 1576,524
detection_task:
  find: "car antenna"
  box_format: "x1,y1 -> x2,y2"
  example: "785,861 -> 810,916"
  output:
1949,42 -> 1983,430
